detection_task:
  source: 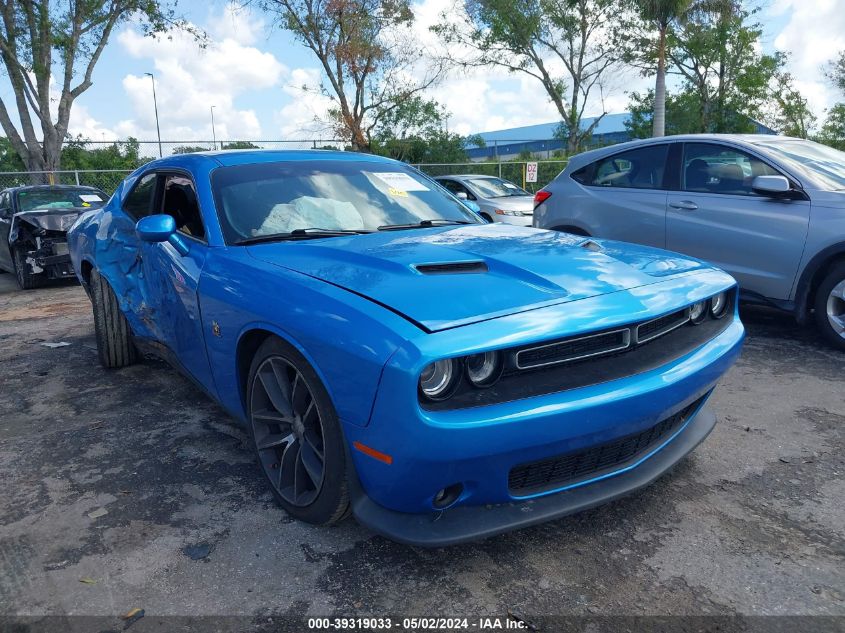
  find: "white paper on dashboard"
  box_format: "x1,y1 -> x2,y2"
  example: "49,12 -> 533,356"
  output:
372,172 -> 430,192
79,194 -> 103,202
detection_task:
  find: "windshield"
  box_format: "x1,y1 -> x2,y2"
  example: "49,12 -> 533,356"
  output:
753,139 -> 845,191
212,160 -> 480,244
466,177 -> 529,198
16,188 -> 106,212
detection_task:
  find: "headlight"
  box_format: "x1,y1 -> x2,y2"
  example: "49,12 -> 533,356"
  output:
689,300 -> 707,324
419,359 -> 460,401
711,292 -> 728,318
494,209 -> 521,216
465,351 -> 503,387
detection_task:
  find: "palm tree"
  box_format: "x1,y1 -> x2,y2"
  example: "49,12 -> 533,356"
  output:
636,0 -> 694,137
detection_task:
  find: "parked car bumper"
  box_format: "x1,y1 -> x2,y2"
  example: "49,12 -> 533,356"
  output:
343,308 -> 744,544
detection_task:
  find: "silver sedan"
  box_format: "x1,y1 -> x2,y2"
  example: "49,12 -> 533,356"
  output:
435,175 -> 535,226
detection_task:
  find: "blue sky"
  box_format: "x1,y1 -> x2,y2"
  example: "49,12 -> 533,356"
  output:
1,0 -> 842,143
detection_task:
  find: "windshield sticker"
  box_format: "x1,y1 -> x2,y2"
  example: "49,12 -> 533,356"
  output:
388,187 -> 409,197
80,194 -> 103,202
372,172 -> 430,192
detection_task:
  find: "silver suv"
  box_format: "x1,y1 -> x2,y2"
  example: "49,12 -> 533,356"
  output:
534,134 -> 845,350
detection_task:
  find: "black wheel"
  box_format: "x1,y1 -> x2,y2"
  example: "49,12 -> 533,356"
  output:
90,268 -> 137,368
480,212 -> 494,223
247,337 -> 349,524
814,263 -> 845,351
13,246 -> 45,290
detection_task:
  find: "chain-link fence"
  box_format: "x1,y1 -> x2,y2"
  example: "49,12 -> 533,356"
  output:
0,160 -> 568,196
0,170 -> 133,194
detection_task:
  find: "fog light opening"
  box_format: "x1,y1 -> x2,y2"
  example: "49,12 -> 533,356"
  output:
432,483 -> 464,509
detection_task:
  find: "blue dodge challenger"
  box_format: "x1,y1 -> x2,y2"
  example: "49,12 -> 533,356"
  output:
68,150 -> 744,546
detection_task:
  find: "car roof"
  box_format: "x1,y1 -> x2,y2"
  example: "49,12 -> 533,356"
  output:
143,148 -> 402,169
566,134 -> 798,170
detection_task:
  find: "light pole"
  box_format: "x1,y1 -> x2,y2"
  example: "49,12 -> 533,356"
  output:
144,72 -> 162,158
210,105 -> 217,150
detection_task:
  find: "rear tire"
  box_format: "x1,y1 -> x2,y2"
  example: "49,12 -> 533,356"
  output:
91,269 -> 137,368
247,336 -> 350,525
13,247 -> 45,290
814,263 -> 845,351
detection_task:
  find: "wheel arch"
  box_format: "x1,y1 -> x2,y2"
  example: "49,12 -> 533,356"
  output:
234,324 -> 338,421
794,243 -> 845,324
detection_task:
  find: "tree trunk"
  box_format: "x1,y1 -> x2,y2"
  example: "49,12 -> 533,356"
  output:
653,27 -> 667,138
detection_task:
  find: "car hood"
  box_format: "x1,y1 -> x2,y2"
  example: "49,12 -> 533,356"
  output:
248,224 -> 711,332
14,208 -> 86,232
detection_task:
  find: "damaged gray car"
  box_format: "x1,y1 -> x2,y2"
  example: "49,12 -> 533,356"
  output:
0,185 -> 108,289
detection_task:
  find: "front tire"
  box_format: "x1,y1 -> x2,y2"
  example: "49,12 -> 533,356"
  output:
91,269 -> 137,368
247,336 -> 349,525
13,247 -> 45,290
814,263 -> 845,351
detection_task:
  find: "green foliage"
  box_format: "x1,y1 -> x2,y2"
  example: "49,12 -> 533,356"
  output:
0,137 -> 27,172
817,104 -> 845,151
221,141 -> 262,150
625,89 -> 704,137
827,51 -> 845,95
61,137 -> 151,170
767,71 -> 816,138
370,96 -> 474,163
172,146 -> 211,155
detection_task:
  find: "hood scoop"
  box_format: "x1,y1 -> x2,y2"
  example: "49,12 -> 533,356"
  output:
580,239 -> 603,252
413,261 -> 488,275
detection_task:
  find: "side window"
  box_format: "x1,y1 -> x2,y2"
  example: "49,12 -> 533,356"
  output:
0,192 -> 9,217
123,173 -> 158,219
441,180 -> 473,199
161,174 -> 205,240
683,143 -> 780,196
586,145 -> 669,190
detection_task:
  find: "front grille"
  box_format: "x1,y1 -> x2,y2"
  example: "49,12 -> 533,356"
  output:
508,397 -> 704,495
636,309 -> 689,343
516,328 -> 630,369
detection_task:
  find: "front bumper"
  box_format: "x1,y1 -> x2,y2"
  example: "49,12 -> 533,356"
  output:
350,402 -> 716,547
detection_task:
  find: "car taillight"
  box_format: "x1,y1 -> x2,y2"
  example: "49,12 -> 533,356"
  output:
534,190 -> 551,208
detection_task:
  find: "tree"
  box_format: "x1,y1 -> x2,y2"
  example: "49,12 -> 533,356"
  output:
435,0 -> 631,154
818,104 -> 845,151
369,96 -> 481,163
0,135 -> 26,171
625,89 -> 702,137
766,71 -> 816,138
221,141 -> 262,150
627,0 -> 693,137
826,51 -> 845,94
0,1 -> 181,179
61,136 -> 150,170
664,1 -> 782,133
262,0 -> 444,152
172,145 -> 210,154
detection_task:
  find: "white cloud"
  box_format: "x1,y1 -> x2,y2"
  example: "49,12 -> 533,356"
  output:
112,3 -> 286,142
275,67 -> 336,139
769,0 -> 845,118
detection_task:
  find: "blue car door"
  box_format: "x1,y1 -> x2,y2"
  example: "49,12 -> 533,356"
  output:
139,172 -> 215,393
116,170 -> 215,393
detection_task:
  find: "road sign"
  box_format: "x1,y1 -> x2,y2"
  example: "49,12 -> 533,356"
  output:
526,161 -> 538,183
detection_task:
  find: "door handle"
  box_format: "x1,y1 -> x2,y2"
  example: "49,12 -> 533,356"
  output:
669,200 -> 698,211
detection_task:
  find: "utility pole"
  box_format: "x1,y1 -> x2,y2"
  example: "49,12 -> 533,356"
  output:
210,106 -> 217,150
144,72 -> 162,158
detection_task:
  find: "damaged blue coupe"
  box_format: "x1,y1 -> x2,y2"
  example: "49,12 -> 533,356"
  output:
68,150 -> 744,546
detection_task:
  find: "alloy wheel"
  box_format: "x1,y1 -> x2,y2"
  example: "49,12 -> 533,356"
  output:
826,280 -> 845,339
250,356 -> 326,506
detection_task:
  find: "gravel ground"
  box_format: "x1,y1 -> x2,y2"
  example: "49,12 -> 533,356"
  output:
0,273 -> 843,631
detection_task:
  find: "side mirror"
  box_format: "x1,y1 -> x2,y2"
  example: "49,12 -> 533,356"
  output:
136,214 -> 190,255
455,191 -> 468,200
752,175 -> 790,197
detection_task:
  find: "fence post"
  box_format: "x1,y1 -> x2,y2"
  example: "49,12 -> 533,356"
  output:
74,170 -> 80,185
